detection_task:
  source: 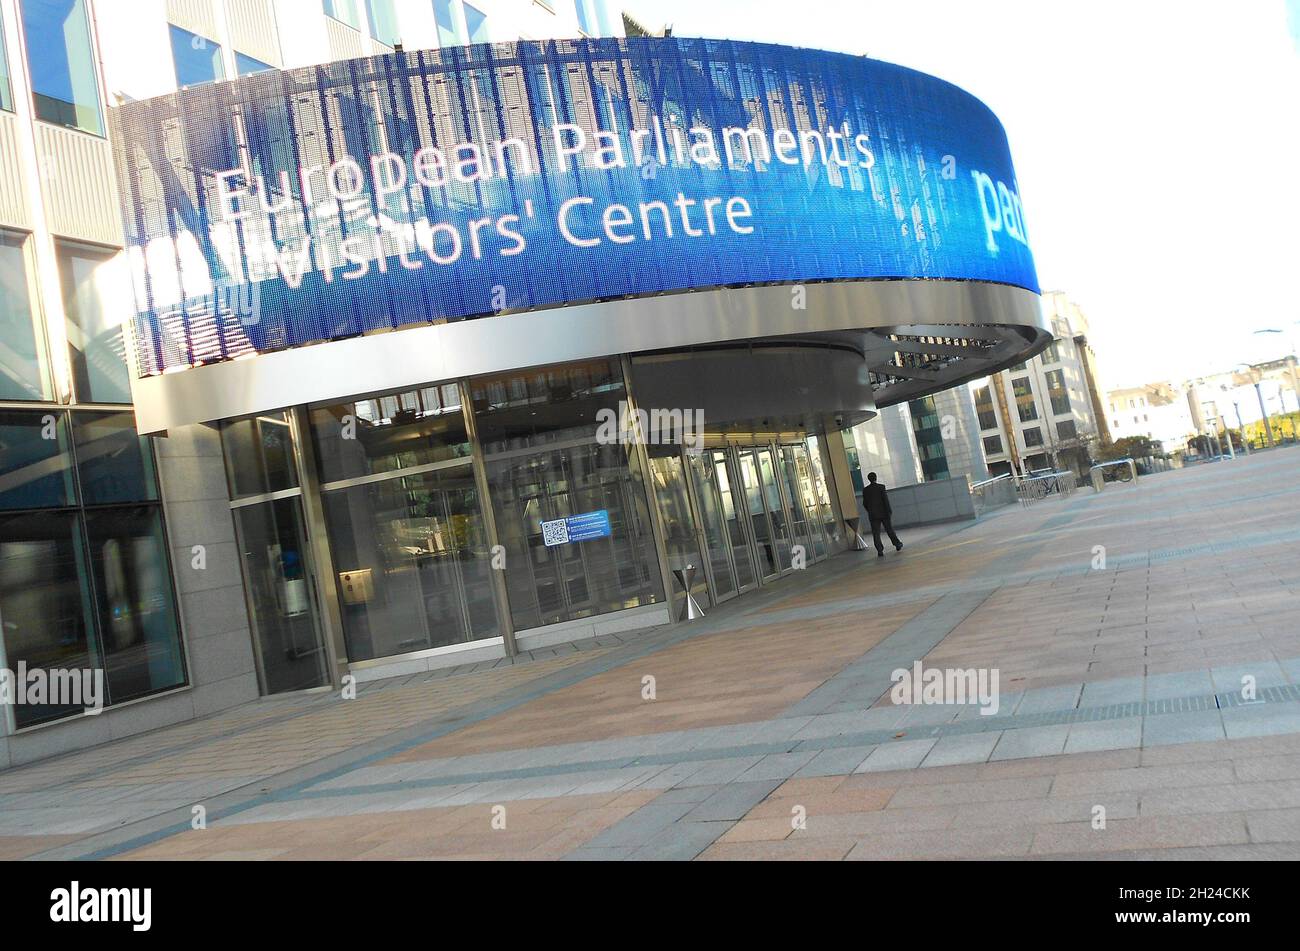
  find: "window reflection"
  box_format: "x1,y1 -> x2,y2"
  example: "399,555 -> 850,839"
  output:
0,410 -> 75,510
0,230 -> 48,400
0,510 -> 98,727
310,384 -> 468,485
58,242 -> 131,403
20,0 -> 105,135
220,412 -> 299,500
322,465 -> 499,661
83,507 -> 186,703
472,359 -> 663,630
71,411 -> 158,504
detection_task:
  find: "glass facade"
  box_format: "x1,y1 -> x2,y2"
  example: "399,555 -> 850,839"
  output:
974,385 -> 997,430
323,0 -> 361,29
0,410 -> 185,727
235,52 -> 273,76
58,241 -> 131,404
909,396 -> 951,482
169,25 -> 225,87
211,362 -> 841,684
433,0 -> 462,46
311,389 -> 499,660
472,359 -> 663,630
1046,369 -> 1072,415
463,3 -> 489,43
365,0 -> 400,45
1013,376 -> 1038,422
20,0 -> 104,135
0,230 -> 51,401
0,14 -> 13,112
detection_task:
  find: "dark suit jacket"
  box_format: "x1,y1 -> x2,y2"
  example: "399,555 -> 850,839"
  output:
862,482 -> 891,519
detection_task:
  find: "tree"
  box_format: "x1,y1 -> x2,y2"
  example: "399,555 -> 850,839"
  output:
1095,435 -> 1158,462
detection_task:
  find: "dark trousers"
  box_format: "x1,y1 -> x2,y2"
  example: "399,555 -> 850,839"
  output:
869,516 -> 902,554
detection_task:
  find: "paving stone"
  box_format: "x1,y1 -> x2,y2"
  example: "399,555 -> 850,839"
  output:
1210,661 -> 1289,693
735,746 -> 815,777
1140,780 -> 1300,817
685,780 -> 783,822
581,801 -> 698,849
1014,685 -> 1082,715
919,732 -> 1001,768
792,746 -> 876,778
989,725 -> 1070,761
1079,677 -> 1145,708
1221,701 -> 1300,739
854,739 -> 936,773
1141,711 -> 1225,747
1063,717 -> 1143,754
1143,670 -> 1215,701
1030,813 -> 1250,855
1245,807 -> 1300,843
626,820 -> 731,860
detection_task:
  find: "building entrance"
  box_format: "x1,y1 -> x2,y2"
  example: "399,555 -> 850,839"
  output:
646,437 -> 838,614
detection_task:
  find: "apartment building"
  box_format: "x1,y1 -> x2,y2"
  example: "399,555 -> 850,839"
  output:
972,291 -> 1108,477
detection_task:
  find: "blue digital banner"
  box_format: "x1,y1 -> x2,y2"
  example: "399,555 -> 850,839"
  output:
541,510 -> 613,547
109,37 -> 1038,378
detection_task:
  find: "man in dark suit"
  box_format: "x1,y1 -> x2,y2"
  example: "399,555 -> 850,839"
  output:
861,471 -> 903,558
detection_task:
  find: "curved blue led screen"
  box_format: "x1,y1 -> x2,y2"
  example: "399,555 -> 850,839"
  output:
110,37 -> 1038,377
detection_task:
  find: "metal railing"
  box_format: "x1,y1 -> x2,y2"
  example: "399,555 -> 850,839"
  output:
970,473 -> 1017,515
1089,458 -> 1137,492
1016,469 -> 1078,507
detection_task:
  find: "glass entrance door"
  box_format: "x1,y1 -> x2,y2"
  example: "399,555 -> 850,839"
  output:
647,446 -> 709,612
232,496 -> 330,694
737,448 -> 781,580
685,450 -> 747,602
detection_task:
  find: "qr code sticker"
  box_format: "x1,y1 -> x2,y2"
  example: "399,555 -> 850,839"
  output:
541,519 -> 569,547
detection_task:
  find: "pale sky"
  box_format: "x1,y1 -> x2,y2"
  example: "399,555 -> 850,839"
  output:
623,0 -> 1300,389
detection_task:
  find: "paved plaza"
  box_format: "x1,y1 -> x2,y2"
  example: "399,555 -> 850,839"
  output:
5,447 -> 1300,861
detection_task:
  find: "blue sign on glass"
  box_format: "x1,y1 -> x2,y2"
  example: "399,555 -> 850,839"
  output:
541,510 -> 612,547
110,37 -> 1037,379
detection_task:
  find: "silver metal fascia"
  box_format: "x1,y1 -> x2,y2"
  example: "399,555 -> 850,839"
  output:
130,280 -> 1046,434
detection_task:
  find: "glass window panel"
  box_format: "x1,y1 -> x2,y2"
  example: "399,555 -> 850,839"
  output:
433,0 -> 462,46
322,464 -> 499,661
233,497 -> 329,693
0,15 -> 13,112
473,359 -> 663,630
573,0 -> 594,34
71,411 -> 158,504
1013,376 -> 1038,422
1046,369 -> 1072,415
0,410 -> 75,510
20,0 -> 105,135
169,25 -> 225,87
646,447 -> 706,605
0,230 -> 50,400
83,505 -> 186,703
310,386 -> 469,485
220,412 -> 299,500
235,51 -> 273,76
58,242 -> 132,404
464,2 -> 488,43
365,0 -> 400,45
322,0 -> 361,28
0,509 -> 99,727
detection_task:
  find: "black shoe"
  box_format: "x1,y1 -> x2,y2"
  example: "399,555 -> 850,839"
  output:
895,543 -> 904,551
877,551 -> 885,558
